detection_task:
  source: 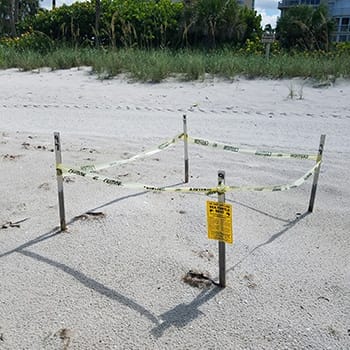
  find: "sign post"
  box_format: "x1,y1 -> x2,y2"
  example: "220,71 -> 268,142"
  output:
206,171 -> 233,288
308,134 -> 326,212
261,33 -> 275,60
218,170 -> 226,287
183,114 -> 189,183
54,132 -> 67,231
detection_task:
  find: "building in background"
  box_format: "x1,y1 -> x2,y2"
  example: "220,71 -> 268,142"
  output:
278,0 -> 350,42
278,0 -> 327,17
237,0 -> 255,9
330,0 -> 350,42
180,0 -> 255,8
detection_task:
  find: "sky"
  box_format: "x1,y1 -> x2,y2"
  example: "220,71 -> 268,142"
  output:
40,0 -> 280,28
255,0 -> 279,28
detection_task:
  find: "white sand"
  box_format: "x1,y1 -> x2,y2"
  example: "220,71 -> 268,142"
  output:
0,68 -> 349,349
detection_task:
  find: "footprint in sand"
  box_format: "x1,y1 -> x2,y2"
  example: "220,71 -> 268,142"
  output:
2,154 -> 22,160
38,183 -> 50,191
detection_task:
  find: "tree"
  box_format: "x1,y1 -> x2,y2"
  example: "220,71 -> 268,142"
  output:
10,0 -> 18,36
0,0 -> 40,37
0,0 -> 9,35
239,5 -> 262,43
180,0 -> 261,48
276,5 -> 334,51
94,0 -> 101,47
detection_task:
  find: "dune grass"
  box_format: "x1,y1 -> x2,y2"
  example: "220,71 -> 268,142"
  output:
0,46 -> 349,81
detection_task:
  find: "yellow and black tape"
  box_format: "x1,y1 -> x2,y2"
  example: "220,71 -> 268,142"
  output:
78,132 -> 316,175
186,135 -> 318,161
57,161 -> 321,195
79,133 -> 184,173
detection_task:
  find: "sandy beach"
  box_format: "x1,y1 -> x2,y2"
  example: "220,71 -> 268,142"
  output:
0,68 -> 349,349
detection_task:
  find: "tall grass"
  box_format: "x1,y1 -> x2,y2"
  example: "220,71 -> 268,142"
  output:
0,46 -> 349,81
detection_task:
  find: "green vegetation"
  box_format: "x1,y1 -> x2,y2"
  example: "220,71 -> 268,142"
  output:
0,0 -> 349,81
1,45 -> 349,81
9,0 -> 261,49
276,5 -> 334,51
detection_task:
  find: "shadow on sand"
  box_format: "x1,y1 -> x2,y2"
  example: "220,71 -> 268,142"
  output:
0,190 -> 150,259
225,210 -> 310,274
150,286 -> 222,338
19,249 -> 160,325
1,187 -> 221,337
1,193 -> 309,338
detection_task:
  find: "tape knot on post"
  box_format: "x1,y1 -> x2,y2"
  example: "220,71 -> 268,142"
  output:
217,185 -> 228,195
56,164 -> 63,176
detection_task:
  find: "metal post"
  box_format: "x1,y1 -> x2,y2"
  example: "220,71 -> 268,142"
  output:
218,170 -> 226,288
308,134 -> 326,213
54,132 -> 67,231
183,114 -> 189,183
265,43 -> 271,60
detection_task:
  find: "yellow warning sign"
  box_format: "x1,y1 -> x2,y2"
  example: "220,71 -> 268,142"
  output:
206,201 -> 233,244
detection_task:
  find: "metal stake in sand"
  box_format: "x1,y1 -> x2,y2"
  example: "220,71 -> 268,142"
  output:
54,132 -> 67,231
262,27 -> 275,60
183,114 -> 189,183
218,170 -> 226,288
308,134 -> 326,213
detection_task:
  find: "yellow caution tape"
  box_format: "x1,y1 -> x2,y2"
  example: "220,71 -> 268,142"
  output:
223,161 -> 320,193
58,164 -> 218,194
57,161 -> 321,195
186,136 -> 318,161
79,133 -> 184,172
78,132 -> 316,175
57,131 -> 321,194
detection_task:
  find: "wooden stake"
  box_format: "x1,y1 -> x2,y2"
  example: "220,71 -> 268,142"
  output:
308,134 -> 326,213
54,132 -> 67,231
183,115 -> 189,183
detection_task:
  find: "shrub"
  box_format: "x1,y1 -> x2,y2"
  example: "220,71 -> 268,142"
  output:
334,42 -> 350,56
178,0 -> 262,48
102,0 -> 183,48
19,2 -> 95,46
0,31 -> 53,53
18,0 -> 262,49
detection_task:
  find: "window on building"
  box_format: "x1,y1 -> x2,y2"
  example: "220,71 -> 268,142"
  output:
341,18 -> 349,32
334,18 -> 340,32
